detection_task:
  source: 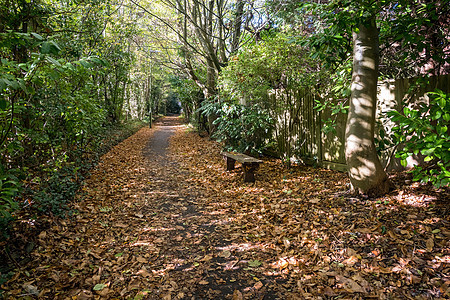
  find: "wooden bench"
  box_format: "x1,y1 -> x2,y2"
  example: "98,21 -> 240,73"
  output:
222,152 -> 263,183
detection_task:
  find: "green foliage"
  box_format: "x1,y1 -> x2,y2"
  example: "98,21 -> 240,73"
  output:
378,1 -> 450,78
201,100 -> 274,155
373,121 -> 395,157
33,167 -> 81,217
220,33 -> 322,104
0,0 -> 144,235
298,0 -> 449,78
0,168 -> 20,238
29,120 -> 144,217
388,90 -> 450,188
169,75 -> 202,124
218,33 -> 324,161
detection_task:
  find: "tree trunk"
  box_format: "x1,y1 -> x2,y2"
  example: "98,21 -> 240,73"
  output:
231,0 -> 244,54
345,17 -> 392,197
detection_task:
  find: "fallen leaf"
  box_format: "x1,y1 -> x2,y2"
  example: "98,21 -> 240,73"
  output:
137,256 -> 147,263
23,284 -> 39,296
336,276 -> 366,293
309,198 -> 320,204
93,283 -> 106,291
248,260 -> 262,267
426,238 -> 434,251
324,286 -> 336,297
283,238 -> 291,249
201,254 -> 213,261
76,290 -> 93,300
220,250 -> 232,258
232,290 -> 243,300
342,256 -> 359,266
254,281 -> 263,290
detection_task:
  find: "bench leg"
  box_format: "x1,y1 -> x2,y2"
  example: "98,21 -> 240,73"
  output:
242,162 -> 259,183
225,157 -> 236,171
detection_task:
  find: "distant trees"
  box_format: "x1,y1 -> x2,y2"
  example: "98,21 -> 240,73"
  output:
131,0 -> 275,132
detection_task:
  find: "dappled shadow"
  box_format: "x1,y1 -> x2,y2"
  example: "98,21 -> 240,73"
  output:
167,129 -> 449,299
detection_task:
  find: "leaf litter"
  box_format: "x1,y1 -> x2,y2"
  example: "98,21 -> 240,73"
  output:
1,116 -> 449,299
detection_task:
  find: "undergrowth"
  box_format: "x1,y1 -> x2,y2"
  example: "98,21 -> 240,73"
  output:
1,120 -> 146,239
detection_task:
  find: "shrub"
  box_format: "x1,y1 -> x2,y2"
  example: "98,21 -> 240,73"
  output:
201,100 -> 274,155
0,168 -> 21,239
388,90 -> 450,188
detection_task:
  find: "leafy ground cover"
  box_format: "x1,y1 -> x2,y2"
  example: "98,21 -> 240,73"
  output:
1,116 -> 448,299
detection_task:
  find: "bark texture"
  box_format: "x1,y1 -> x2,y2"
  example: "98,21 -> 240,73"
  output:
345,17 -> 392,197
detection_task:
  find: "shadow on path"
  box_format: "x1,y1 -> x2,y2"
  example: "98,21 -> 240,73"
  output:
140,117 -> 279,299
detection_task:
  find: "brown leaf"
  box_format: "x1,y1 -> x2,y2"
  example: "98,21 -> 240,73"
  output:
137,267 -> 151,277
232,290 -> 243,300
220,250 -> 232,258
254,281 -> 263,290
309,198 -> 320,204
224,260 -> 239,270
346,248 -> 358,256
137,256 -> 147,263
76,290 -> 94,300
342,256 -> 359,266
336,276 -> 366,293
324,286 -> 336,297
426,238 -> 434,251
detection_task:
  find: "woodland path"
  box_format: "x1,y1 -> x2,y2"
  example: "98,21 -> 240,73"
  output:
4,116 -> 286,299
137,116 -> 254,298
2,116 -> 449,299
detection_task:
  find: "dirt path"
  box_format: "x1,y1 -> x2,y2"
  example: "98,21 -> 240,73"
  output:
138,116 -> 274,299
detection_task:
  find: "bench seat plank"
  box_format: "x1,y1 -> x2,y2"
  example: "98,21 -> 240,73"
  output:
221,152 -> 262,163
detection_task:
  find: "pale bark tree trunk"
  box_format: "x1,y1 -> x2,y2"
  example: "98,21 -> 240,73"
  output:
345,17 -> 392,197
231,0 -> 244,54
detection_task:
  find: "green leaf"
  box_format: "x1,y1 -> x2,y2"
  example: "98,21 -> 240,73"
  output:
45,56 -> 61,67
248,260 -> 262,267
48,41 -> 61,55
93,283 -> 106,291
0,99 -> 7,110
41,41 -> 61,55
64,62 -> 75,71
443,113 -> 450,122
41,42 -> 51,54
31,32 -> 44,40
49,70 -> 60,80
433,110 -> 442,120
79,60 -> 93,68
400,159 -> 407,167
424,156 -> 434,162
